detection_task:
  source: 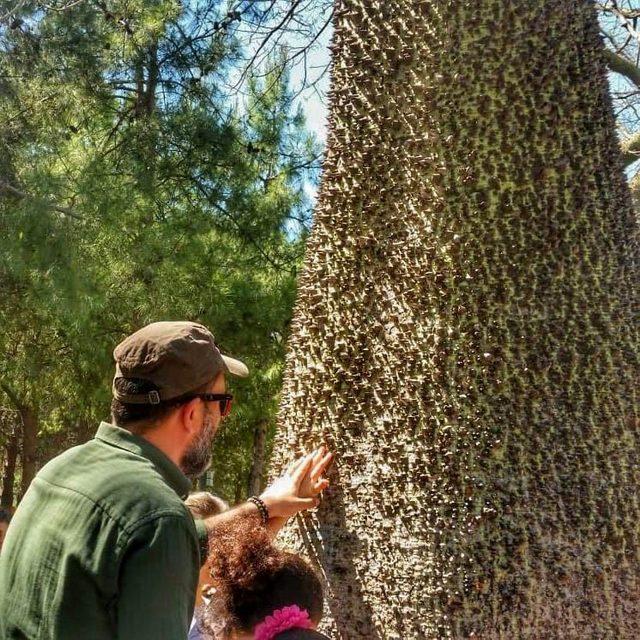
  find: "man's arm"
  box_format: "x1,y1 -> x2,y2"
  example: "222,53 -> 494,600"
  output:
117,516 -> 197,639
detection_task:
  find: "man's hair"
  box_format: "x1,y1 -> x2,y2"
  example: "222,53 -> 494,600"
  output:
202,519 -> 324,637
0,509 -> 12,524
110,377 -> 216,433
185,492 -> 229,519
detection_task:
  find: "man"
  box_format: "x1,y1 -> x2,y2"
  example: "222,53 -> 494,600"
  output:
0,321 -> 332,639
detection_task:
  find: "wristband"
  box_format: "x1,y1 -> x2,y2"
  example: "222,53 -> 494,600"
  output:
248,496 -> 269,525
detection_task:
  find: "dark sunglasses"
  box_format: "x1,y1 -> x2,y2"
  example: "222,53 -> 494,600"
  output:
185,393 -> 234,418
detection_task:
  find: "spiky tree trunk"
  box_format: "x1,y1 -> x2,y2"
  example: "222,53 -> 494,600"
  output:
273,1 -> 640,638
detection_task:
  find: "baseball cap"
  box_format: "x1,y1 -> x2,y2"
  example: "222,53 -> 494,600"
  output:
112,321 -> 249,405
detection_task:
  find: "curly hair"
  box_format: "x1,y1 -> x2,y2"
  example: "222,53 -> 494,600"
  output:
201,519 -> 324,639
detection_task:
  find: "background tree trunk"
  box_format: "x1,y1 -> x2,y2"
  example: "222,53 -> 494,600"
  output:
273,1 -> 640,638
234,471 -> 245,504
248,419 -> 268,496
19,405 -> 38,500
1,424 -> 18,508
144,42 -> 158,117
134,56 -> 145,118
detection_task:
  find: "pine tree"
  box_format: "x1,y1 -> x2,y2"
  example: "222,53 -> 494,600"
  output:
0,1 -> 317,502
273,2 -> 640,638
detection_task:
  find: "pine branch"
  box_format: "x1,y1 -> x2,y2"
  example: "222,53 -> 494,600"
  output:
620,129 -> 640,167
604,49 -> 640,89
0,382 -> 22,412
0,181 -> 83,220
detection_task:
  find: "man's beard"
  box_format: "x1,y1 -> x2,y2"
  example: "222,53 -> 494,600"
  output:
180,412 -> 216,479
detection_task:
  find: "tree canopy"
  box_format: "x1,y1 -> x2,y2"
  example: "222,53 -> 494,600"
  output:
0,0 -> 319,502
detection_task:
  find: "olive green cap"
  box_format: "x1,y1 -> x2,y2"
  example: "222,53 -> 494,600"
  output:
112,321 -> 248,405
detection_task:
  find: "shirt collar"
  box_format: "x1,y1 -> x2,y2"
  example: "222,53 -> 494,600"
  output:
95,422 -> 192,499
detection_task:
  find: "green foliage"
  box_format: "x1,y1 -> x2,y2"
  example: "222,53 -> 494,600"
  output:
0,0 -> 319,502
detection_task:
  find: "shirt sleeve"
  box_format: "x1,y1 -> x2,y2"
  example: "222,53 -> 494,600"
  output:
117,515 -> 199,639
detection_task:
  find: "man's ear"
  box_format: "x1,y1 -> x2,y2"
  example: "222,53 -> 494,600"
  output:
180,397 -> 201,435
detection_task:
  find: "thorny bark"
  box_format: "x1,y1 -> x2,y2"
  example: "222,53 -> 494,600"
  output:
273,2 -> 640,638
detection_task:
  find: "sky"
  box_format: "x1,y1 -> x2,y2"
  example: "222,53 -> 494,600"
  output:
289,23 -> 332,144
287,23 -> 332,204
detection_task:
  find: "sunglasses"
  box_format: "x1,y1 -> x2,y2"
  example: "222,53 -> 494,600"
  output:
186,393 -> 234,418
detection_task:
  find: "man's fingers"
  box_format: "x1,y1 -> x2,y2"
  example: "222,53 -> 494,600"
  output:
292,453 -> 314,487
287,452 -> 310,476
295,496 -> 320,510
310,445 -> 325,469
305,479 -> 330,497
310,451 -> 334,481
286,447 -> 327,477
310,451 -> 332,479
286,459 -> 299,476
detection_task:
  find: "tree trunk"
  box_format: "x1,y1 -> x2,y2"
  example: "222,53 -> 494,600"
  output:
134,55 -> 145,118
248,420 -> 268,496
19,405 -> 38,499
234,472 -> 244,504
1,424 -> 18,508
273,2 -> 640,638
144,42 -> 158,117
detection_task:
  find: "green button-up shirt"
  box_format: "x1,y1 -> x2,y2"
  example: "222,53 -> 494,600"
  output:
0,422 -> 208,639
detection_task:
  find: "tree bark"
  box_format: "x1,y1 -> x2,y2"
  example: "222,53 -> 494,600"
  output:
1,424 -> 18,508
144,42 -> 158,116
134,55 -> 145,118
273,2 -> 640,638
234,472 -> 245,504
248,420 -> 268,496
19,405 -> 38,499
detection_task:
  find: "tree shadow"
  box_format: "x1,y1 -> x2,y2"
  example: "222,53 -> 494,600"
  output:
296,467 -> 383,640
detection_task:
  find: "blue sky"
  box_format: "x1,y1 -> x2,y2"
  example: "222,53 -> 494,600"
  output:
289,24 -> 332,143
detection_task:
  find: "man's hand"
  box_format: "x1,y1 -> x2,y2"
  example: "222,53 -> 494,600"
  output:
260,446 -> 333,520
202,448 -> 334,544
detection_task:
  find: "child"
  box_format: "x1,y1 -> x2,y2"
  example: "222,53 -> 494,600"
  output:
185,492 -> 230,640
201,519 -> 330,640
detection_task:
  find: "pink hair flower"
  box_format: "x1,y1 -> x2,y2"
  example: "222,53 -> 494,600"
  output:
254,605 -> 313,640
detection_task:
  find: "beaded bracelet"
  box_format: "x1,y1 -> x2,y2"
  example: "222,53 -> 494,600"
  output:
248,496 -> 269,525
